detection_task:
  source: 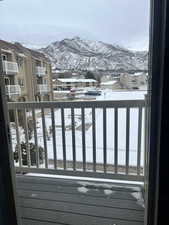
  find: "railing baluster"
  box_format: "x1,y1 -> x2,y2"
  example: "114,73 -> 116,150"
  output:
114,107 -> 118,173
41,108 -> 48,168
103,107 -> 107,173
126,107 -> 130,175
32,108 -> 39,168
51,108 -> 57,169
61,107 -> 66,170
81,107 -> 86,171
14,109 -> 22,167
23,109 -> 31,167
137,107 -> 143,175
92,107 -> 96,172
71,107 -> 76,171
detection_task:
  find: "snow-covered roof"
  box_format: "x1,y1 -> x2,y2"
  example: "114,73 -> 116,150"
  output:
57,78 -> 97,83
17,53 -> 26,58
1,48 -> 13,53
132,72 -> 145,76
53,90 -> 70,94
101,81 -> 117,85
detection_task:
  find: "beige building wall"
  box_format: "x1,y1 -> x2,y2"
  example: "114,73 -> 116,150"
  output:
120,73 -> 147,89
24,55 -> 35,101
0,40 -> 53,102
32,58 -> 53,101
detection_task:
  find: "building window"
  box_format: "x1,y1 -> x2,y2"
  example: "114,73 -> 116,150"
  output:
5,78 -> 10,85
18,78 -> 24,86
43,79 -> 48,84
2,54 -> 7,61
131,79 -> 136,83
16,56 -> 23,68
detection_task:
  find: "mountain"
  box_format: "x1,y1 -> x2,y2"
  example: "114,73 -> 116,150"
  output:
40,37 -> 148,72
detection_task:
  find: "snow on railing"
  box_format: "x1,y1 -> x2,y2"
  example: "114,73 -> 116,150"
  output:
6,85 -> 21,97
2,61 -> 19,74
8,100 -> 146,181
37,84 -> 50,94
35,66 -> 46,76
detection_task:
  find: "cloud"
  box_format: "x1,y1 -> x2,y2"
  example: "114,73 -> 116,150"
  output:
0,0 -> 150,50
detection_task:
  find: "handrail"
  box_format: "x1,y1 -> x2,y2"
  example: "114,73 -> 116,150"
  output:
8,99 -> 145,109
8,99 -> 145,181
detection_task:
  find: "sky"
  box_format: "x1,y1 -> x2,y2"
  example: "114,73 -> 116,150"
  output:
0,0 -> 150,51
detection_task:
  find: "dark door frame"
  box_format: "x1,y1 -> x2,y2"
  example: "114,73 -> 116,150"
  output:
146,0 -> 169,224
0,51 -> 19,225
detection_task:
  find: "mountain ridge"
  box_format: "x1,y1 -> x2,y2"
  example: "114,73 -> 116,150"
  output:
40,37 -> 148,72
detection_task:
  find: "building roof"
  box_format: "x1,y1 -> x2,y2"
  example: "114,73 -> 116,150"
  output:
0,39 -> 49,62
132,72 -> 145,76
101,81 -> 117,85
0,39 -> 25,54
57,78 -> 97,83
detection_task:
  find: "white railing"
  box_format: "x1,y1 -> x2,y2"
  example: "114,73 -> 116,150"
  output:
6,85 -> 21,97
37,84 -> 50,94
2,61 -> 19,74
35,66 -> 46,76
8,100 -> 146,181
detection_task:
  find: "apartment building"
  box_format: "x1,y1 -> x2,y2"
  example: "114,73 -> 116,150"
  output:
0,40 -> 53,102
53,78 -> 97,90
120,72 -> 147,89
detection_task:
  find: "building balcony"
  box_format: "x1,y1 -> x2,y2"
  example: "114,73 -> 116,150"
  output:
2,60 -> 19,75
37,84 -> 50,94
6,85 -> 21,97
8,99 -> 146,225
35,66 -> 46,76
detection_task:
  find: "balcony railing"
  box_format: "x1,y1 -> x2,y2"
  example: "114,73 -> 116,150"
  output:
2,60 -> 19,74
6,85 -> 21,97
37,84 -> 50,94
35,66 -> 46,76
8,100 -> 146,181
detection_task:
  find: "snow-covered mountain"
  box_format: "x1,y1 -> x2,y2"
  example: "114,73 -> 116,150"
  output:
40,37 -> 148,72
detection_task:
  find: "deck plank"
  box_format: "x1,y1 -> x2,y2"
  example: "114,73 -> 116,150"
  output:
16,175 -> 142,192
16,175 -> 144,225
21,207 -> 144,225
17,182 -> 138,201
22,218 -> 62,225
18,189 -> 143,211
20,198 -> 144,222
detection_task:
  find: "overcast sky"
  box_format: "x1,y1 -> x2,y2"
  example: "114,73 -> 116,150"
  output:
0,0 -> 150,50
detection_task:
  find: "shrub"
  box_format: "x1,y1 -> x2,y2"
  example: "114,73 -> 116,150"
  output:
14,142 -> 44,166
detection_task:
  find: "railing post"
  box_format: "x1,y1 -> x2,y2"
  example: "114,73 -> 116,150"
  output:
126,107 -> 130,175
144,94 -> 150,201
71,107 -> 76,171
92,107 -> 96,172
137,106 -> 143,175
81,107 -> 86,171
114,107 -> 118,174
103,107 -> 107,173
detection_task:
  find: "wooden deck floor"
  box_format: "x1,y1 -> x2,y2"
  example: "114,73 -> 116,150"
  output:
16,175 -> 145,225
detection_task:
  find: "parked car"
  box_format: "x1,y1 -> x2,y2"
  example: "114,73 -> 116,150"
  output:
85,90 -> 102,96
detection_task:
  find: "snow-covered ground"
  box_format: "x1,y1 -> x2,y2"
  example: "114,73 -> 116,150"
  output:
11,89 -> 146,169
